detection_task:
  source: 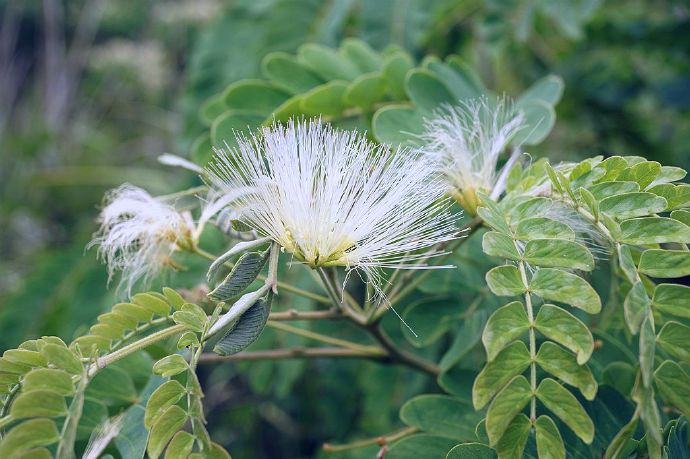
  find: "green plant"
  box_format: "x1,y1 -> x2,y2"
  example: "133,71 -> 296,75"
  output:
2,37 -> 689,459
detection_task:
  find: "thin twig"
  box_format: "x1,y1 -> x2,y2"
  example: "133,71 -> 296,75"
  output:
266,321 -> 384,356
269,308 -> 342,321
322,426 -> 419,453
198,347 -> 385,363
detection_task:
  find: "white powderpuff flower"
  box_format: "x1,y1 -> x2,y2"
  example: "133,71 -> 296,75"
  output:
421,96 -> 525,214
206,120 -> 458,294
89,184 -> 193,295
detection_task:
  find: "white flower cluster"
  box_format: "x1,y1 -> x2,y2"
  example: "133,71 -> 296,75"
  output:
92,99 -> 521,298
206,120 -> 458,293
89,185 -> 194,296
420,96 -> 525,214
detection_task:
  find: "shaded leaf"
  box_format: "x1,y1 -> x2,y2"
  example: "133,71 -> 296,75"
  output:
639,249 -> 690,278
485,265 -> 525,297
482,301 -> 529,362
523,239 -> 594,271
535,378 -> 594,444
536,341 -> 597,400
530,268 -> 601,313
535,415 -> 565,459
495,414 -> 531,459
534,304 -> 593,365
485,375 -> 532,446
473,341 -> 531,410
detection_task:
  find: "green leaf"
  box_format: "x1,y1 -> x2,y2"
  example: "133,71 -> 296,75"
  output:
624,281 -> 650,334
10,390 -> 68,418
617,161 -> 662,189
446,442 -> 496,459
473,341 -> 531,410
535,378 -> 594,444
477,194 -> 511,234
152,355 -> 189,378
495,414 -> 531,459
22,369 -> 74,396
386,434 -> 457,459
579,188 -> 600,220
40,344 -> 82,374
482,301 -> 530,362
208,250 -> 269,302
14,448 -> 53,459
300,81 -> 348,116
3,349 -> 47,368
649,183 -> 690,209
587,181 -> 640,201
523,239 -> 595,271
145,380 -> 186,429
176,331 -> 200,350
162,288 -> 186,311
0,419 -> 60,457
0,357 -> 32,374
97,312 -> 137,331
439,310 -> 487,370
530,268 -> 601,313
222,80 -> 290,116
86,366 -> 138,403
372,105 -> 425,146
172,303 -> 208,333
512,197 -> 554,221
400,394 -> 481,441
340,39 -> 380,73
671,209 -> 690,226
519,74 -> 564,106
405,69 -> 454,112
633,383 -> 662,458
654,361 -> 690,419
534,304 -> 593,364
639,249 -> 690,278
535,415 -> 565,459
164,431 -> 196,459
602,362 -> 636,397
343,72 -> 387,108
89,323 -> 123,341
485,265 -> 525,297
72,335 -> 111,353
297,43 -> 359,81
535,342 -> 597,400
147,405 -> 188,459
605,414 -> 639,459
482,231 -> 520,260
132,293 -> 170,317
512,100 -> 555,145
620,217 -> 690,244
112,302 -> 154,323
599,192 -> 667,219
513,217 -> 576,241
214,293 -> 272,356
485,375 -> 532,446
381,51 -> 414,100
657,321 -> 690,363
426,61 -> 482,100
618,245 -> 639,284
210,112 -> 263,147
652,283 -> 690,319
261,52 -> 323,94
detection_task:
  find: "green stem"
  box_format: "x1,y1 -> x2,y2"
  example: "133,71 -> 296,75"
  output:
317,269 -> 367,325
322,426 -> 419,453
56,370 -> 88,459
195,246 -> 331,305
0,415 -> 13,430
93,324 -> 186,374
266,321 -> 385,356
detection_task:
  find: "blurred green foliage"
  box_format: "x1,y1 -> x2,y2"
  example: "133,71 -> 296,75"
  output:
1,1 -> 689,458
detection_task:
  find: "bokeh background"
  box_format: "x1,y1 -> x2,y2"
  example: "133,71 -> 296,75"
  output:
1,1 -> 689,457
